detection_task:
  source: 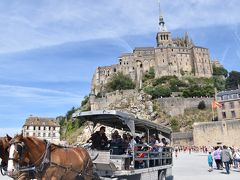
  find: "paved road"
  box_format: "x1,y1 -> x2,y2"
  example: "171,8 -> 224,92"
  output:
1,152 -> 239,179
173,152 -> 240,180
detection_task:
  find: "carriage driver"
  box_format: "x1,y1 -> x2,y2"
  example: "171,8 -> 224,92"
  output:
87,126 -> 108,150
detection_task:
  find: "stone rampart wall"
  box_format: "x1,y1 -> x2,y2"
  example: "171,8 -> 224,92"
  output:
193,120 -> 240,147
91,90 -> 213,117
156,97 -> 213,116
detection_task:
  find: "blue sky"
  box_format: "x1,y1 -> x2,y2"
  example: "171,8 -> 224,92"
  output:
0,0 -> 239,135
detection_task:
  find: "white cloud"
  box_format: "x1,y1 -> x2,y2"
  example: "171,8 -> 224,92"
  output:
0,84 -> 83,104
0,0 -> 239,53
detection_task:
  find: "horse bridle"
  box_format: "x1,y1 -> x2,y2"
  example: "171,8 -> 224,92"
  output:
8,141 -> 25,164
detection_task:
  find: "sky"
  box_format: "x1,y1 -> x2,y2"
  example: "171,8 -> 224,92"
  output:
0,0 -> 239,136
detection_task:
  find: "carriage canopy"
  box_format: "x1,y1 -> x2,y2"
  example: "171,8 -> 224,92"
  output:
72,110 -> 172,139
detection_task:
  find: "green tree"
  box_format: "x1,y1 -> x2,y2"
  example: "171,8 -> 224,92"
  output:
66,107 -> 76,120
144,86 -> 171,99
225,71 -> 240,90
213,76 -> 226,91
81,95 -> 89,106
105,72 -> 135,92
143,67 -> 155,82
198,101 -> 206,110
212,65 -> 228,77
170,118 -> 180,132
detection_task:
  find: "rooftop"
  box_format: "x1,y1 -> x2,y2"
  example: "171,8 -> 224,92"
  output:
23,116 -> 60,127
217,88 -> 240,96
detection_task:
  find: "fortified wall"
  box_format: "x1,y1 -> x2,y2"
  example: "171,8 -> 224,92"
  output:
193,120 -> 240,147
172,131 -> 193,146
90,90 -> 213,117
156,97 -> 213,116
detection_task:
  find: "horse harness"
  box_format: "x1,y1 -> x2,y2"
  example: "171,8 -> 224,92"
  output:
10,140 -> 93,179
0,142 -> 9,176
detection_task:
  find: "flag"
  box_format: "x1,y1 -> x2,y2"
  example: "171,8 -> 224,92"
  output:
212,100 -> 222,109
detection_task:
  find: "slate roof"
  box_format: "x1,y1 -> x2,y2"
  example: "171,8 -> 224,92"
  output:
23,116 -> 60,127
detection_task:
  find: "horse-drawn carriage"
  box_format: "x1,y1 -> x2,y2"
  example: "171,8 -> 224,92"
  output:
73,110 -> 173,180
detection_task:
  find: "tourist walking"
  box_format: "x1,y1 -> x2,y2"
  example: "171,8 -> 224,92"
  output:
221,145 -> 232,174
233,149 -> 240,168
213,146 -> 222,170
208,152 -> 213,172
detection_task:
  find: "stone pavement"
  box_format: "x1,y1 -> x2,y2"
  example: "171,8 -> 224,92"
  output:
173,152 -> 240,180
1,152 -> 239,179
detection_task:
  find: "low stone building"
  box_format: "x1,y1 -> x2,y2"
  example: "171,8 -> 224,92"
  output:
172,131 -> 193,146
22,116 -> 61,144
216,88 -> 240,121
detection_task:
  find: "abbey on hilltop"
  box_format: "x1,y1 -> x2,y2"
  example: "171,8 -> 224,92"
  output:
91,15 -> 213,95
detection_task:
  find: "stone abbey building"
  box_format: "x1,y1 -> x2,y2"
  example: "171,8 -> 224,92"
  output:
91,16 -> 213,95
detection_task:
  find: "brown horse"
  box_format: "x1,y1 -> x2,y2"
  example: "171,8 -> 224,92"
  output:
0,135 -> 12,174
0,135 -> 35,180
8,134 -> 93,180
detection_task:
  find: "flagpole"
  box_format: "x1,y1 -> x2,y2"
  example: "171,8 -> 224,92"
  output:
212,103 -> 214,121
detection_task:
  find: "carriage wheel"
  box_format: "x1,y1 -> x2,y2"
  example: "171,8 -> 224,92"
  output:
158,170 -> 166,180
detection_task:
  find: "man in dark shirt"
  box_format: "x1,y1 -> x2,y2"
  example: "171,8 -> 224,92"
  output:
87,126 -> 108,150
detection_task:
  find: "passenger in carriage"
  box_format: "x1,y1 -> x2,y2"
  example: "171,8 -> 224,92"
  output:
87,126 -> 108,150
136,136 -> 152,168
110,130 -> 123,155
122,133 -> 129,154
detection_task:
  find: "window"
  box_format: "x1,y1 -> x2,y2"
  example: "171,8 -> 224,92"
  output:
33,133 -> 35,137
231,111 -> 236,118
48,133 -> 51,137
43,133 -> 45,137
229,102 -> 235,109
26,132 -> 29,136
222,112 -> 226,119
223,95 -> 228,100
233,94 -> 238,99
38,133 -> 40,137
53,133 -> 56,137
221,103 -> 225,110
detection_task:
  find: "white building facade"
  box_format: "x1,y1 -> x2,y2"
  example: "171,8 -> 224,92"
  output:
22,116 -> 61,144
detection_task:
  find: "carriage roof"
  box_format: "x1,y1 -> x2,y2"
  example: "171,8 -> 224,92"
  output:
72,110 -> 172,138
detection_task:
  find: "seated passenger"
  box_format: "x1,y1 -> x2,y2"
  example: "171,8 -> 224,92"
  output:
122,133 -> 129,154
110,130 -> 123,155
87,126 -> 108,150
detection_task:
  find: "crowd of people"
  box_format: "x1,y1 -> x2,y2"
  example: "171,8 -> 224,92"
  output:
174,144 -> 240,174
87,126 -> 169,153
208,145 -> 240,174
87,126 -> 169,168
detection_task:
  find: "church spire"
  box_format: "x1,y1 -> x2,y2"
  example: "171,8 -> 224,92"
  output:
158,0 -> 167,32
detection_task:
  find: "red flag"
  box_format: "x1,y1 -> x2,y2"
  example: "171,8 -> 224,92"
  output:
212,100 -> 222,109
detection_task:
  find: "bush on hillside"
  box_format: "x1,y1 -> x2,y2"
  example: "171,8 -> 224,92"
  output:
213,65 -> 228,77
105,72 -> 135,92
198,100 -> 206,110
144,86 -> 171,99
225,71 -> 240,90
170,118 -> 180,132
143,67 -> 155,82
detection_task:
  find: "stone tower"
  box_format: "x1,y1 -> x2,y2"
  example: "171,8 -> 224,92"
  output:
156,16 -> 172,47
